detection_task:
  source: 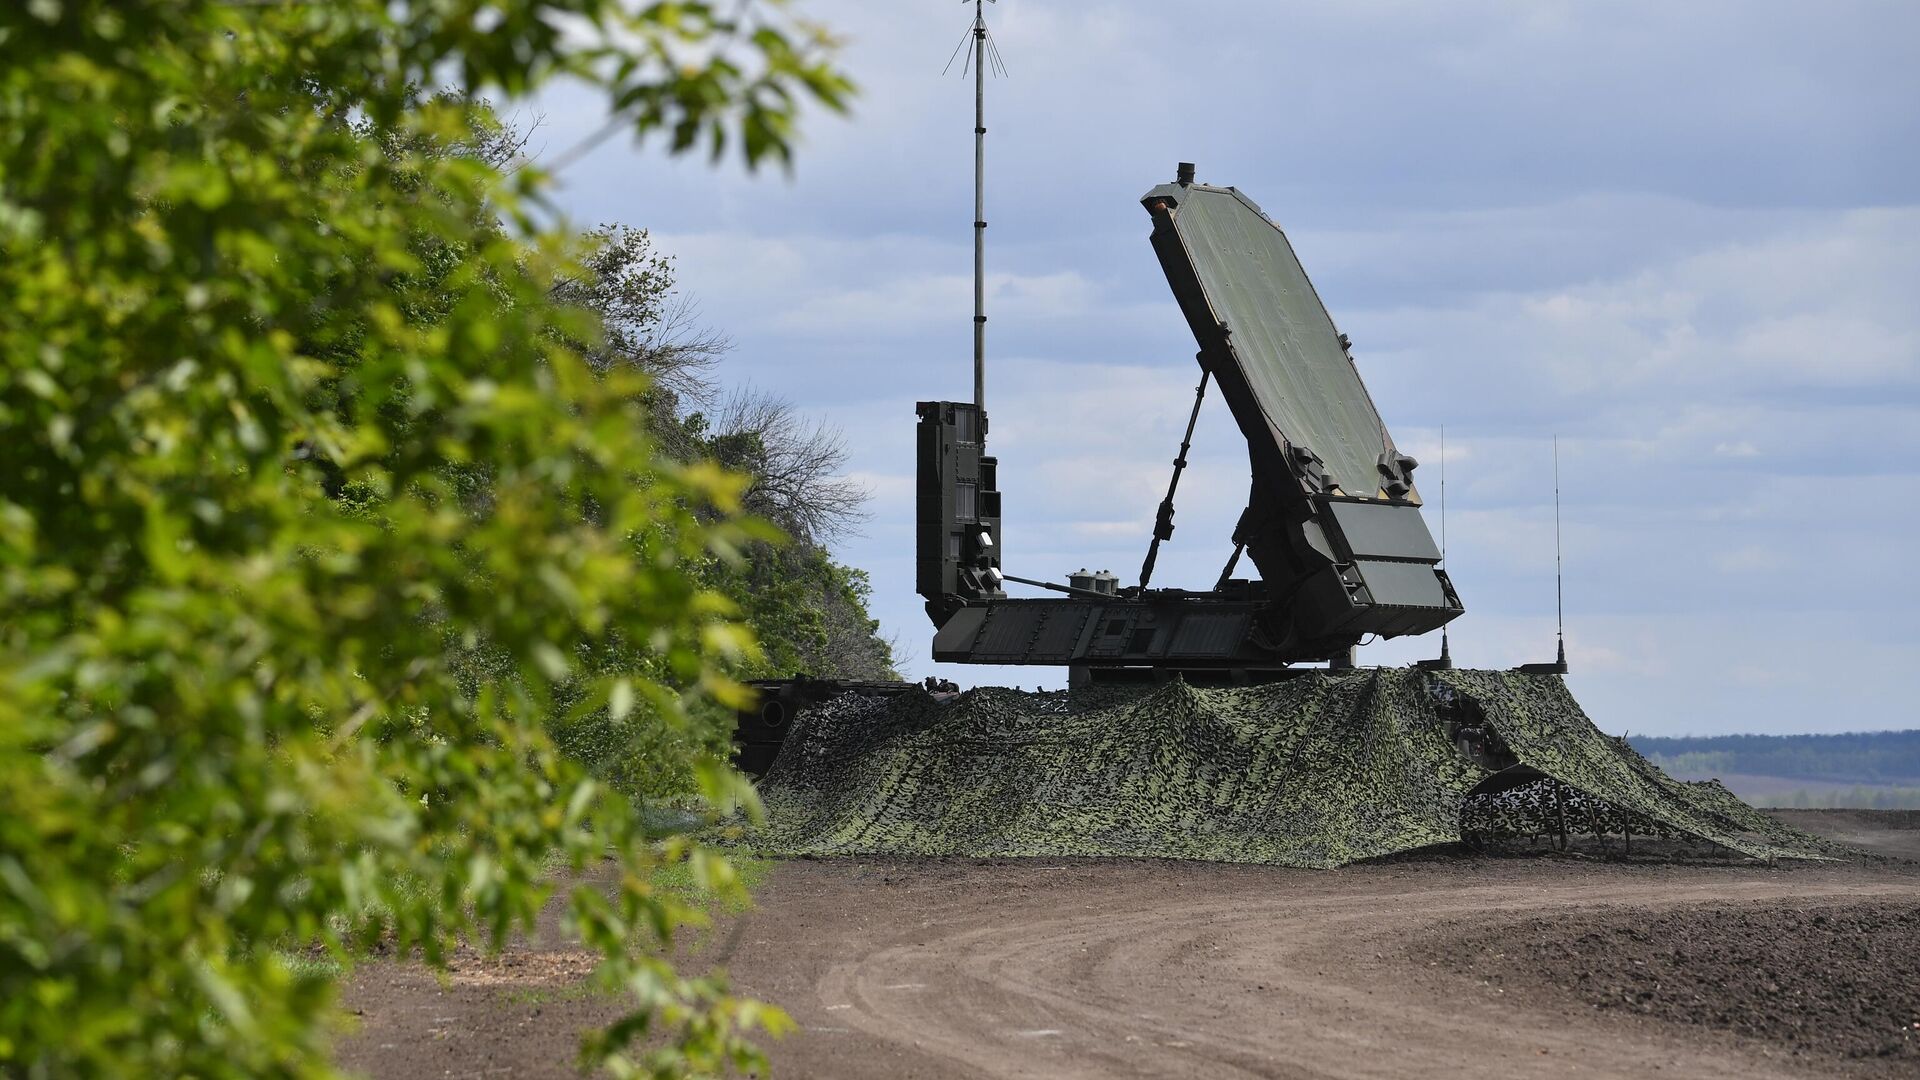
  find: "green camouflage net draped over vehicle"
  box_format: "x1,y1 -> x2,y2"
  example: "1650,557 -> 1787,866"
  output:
752,669 -> 1832,867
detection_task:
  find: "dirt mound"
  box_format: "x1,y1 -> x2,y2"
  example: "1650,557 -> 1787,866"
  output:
1430,900 -> 1920,1076
753,668 -> 1832,867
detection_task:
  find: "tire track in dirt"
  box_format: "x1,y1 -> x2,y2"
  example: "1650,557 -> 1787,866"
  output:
335,850 -> 1920,1079
787,866 -> 1920,1079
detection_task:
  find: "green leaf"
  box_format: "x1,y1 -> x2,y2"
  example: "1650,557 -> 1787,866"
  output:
609,677 -> 636,721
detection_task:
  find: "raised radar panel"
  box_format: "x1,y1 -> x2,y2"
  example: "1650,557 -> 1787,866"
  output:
1142,165 -> 1461,649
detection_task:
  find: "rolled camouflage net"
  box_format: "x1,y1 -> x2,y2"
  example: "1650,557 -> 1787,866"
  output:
752,669 -> 1832,867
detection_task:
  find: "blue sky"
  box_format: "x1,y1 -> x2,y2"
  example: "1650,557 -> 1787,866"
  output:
532,1 -> 1918,736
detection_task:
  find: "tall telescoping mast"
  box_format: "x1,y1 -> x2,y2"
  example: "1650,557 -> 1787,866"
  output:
945,0 -> 1005,410
971,0 -> 985,411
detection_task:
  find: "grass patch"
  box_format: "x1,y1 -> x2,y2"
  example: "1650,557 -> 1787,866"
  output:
263,852 -> 773,990
277,949 -> 345,981
651,853 -> 771,913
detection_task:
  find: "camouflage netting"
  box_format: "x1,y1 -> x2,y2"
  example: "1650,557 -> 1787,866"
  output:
751,669 -> 1833,868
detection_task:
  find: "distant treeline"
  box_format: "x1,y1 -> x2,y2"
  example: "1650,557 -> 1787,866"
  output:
1759,787 -> 1920,810
1630,730 -> 1920,786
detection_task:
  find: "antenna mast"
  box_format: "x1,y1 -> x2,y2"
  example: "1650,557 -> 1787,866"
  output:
945,0 -> 1004,411
1439,425 -> 1450,665
972,0 -> 986,411
1553,434 -> 1566,668
1515,434 -> 1570,675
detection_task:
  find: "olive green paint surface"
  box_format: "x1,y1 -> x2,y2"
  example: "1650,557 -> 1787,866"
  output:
753,670 -> 1830,867
1172,186 -> 1389,497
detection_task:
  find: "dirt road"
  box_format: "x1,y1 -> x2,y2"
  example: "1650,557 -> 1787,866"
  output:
724,857 -> 1916,1080
339,831 -> 1920,1079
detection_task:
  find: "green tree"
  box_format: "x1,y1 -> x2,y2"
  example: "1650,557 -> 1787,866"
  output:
689,391 -> 897,682
0,2 -> 850,1077
527,220 -> 898,790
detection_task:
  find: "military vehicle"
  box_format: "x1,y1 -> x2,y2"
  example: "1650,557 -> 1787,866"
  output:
727,0 -> 1474,775
916,163 -> 1460,686
734,164 -> 1464,770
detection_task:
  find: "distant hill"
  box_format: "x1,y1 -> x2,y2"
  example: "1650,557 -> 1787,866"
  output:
1629,730 -> 1920,809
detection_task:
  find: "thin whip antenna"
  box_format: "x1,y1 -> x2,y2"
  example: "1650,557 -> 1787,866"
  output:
1439,425 -> 1450,663
1439,425 -> 1447,565
941,24 -> 972,75
1553,434 -> 1566,666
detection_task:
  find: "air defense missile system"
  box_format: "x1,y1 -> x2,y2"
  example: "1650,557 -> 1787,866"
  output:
735,163 -> 1463,772
742,6 -> 1451,769
734,168 -> 1830,870
917,164 -> 1460,683
732,10 -> 1828,869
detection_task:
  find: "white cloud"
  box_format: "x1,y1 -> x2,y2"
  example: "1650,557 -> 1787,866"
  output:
1358,208 -> 1920,422
843,470 -> 913,502
776,269 -> 1099,335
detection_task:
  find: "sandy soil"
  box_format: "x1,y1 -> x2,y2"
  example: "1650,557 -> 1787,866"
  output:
337,823 -> 1920,1079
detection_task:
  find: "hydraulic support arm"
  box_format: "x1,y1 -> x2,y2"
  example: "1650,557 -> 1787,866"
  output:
1139,368 -> 1210,589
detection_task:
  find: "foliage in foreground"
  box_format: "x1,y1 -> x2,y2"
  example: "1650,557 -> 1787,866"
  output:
0,1 -> 850,1077
548,220 -> 898,691
490,218 -> 898,798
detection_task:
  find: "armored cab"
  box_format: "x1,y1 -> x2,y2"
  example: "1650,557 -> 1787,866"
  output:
918,166 -> 1461,675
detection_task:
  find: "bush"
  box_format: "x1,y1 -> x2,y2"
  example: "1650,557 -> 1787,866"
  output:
0,1 -> 849,1076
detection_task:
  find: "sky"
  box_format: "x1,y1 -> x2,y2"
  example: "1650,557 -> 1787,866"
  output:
531,0 -> 1919,736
